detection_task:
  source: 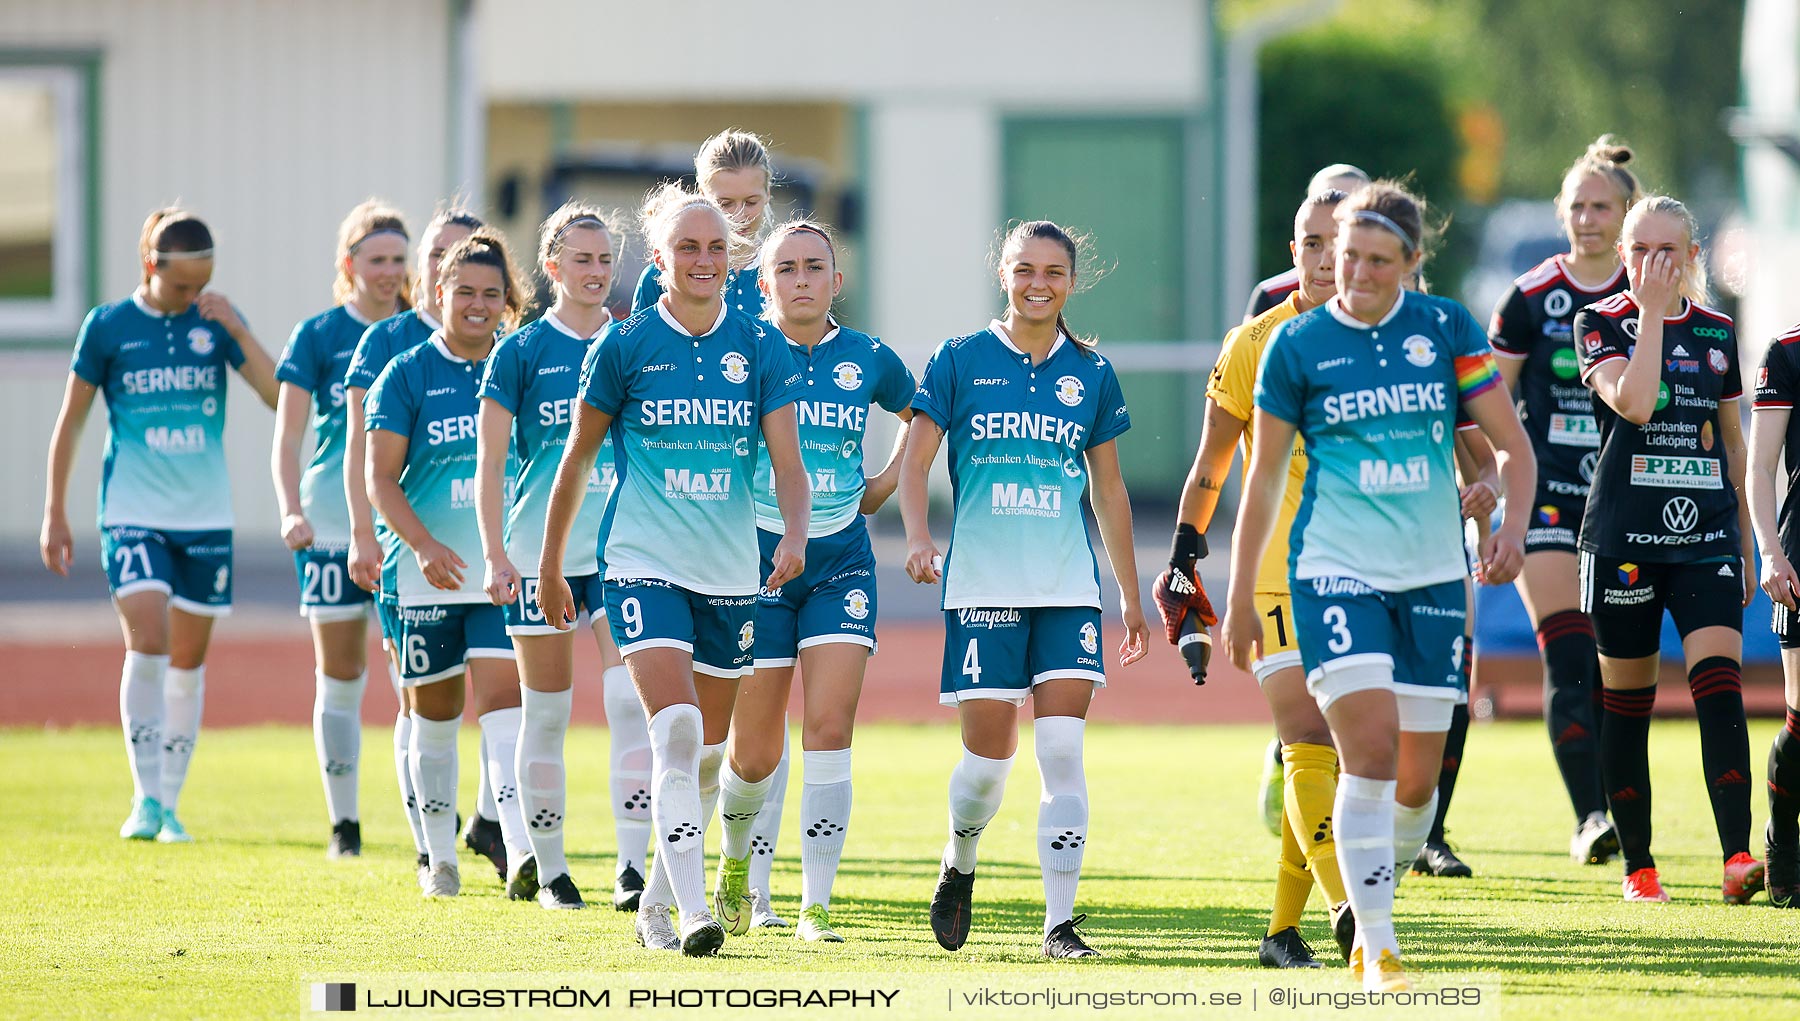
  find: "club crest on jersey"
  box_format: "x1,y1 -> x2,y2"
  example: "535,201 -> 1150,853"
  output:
1709,348 -> 1729,375
1545,289 -> 1572,317
188,328 -> 214,355
833,361 -> 863,391
1617,562 -> 1640,586
1622,318 -> 1641,340
1402,335 -> 1436,367
1079,621 -> 1098,655
720,351 -> 749,384
1055,375 -> 1084,407
738,620 -> 755,651
1062,457 -> 1083,479
844,589 -> 870,621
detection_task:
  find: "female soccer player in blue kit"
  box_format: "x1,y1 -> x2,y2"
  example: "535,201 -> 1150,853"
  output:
475,202 -> 632,910
365,229 -> 531,899
899,220 -> 1148,960
537,185 -> 811,957
1222,183 -> 1535,991
342,206 -> 510,881
711,221 -> 916,944
41,208 -> 279,843
272,200 -> 411,859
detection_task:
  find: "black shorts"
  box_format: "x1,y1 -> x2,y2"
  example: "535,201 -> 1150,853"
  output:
1578,552 -> 1743,659
1773,600 -> 1800,650
1524,489 -> 1586,556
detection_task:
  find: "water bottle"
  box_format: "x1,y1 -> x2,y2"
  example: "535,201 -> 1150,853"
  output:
1178,608 -> 1212,685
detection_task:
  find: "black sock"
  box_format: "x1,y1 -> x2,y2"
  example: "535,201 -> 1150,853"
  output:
1538,610 -> 1608,820
1689,657 -> 1752,861
1429,702 -> 1469,844
1770,707 -> 1800,846
1602,686 -> 1657,873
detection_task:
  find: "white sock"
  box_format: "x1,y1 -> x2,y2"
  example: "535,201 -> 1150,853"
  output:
1393,790 -> 1439,890
517,687 -> 572,882
1335,773 -> 1399,985
314,670 -> 366,824
476,730 -> 497,821
719,760 -> 774,861
478,706 -> 529,864
645,704 -> 704,915
1035,717 -> 1088,934
394,711 -> 427,856
119,651 -> 167,801
945,748 -> 1014,872
699,741 -> 725,835
603,665 -> 652,876
799,748 -> 852,911
160,666 -> 204,814
748,725 -> 789,896
410,715 -> 460,868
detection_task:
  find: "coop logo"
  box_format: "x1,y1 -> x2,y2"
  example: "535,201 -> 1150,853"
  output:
1358,455 -> 1431,495
311,982 -> 356,1012
1662,496 -> 1699,533
1055,375 -> 1085,407
1693,326 -> 1731,341
187,327 -> 214,356
1629,455 -> 1722,490
833,361 -> 863,391
1402,335 -> 1436,367
1545,289 -> 1572,317
720,351 -> 749,384
1079,621 -> 1098,655
991,482 -> 1063,516
844,588 -> 870,620
664,467 -> 733,501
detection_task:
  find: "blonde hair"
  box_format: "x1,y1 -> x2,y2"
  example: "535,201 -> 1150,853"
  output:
638,183 -> 748,291
1621,195 -> 1710,306
695,129 -> 772,193
1558,135 -> 1642,221
437,228 -> 531,331
333,199 -> 412,309
137,207 -> 212,284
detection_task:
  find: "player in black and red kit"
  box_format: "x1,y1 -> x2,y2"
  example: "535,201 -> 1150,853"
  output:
1746,322 -> 1800,907
1575,195 -> 1762,904
1489,137 -> 1639,868
1242,164 -> 1369,322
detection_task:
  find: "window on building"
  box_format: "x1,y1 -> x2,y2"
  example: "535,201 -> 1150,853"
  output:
0,61 -> 93,344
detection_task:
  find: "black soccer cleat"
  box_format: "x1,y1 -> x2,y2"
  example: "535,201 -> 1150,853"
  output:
463,814 -> 507,881
1767,823 -> 1799,909
613,864 -> 646,912
1412,840 -> 1473,878
929,863 -> 975,951
537,873 -> 586,910
1258,926 -> 1323,969
1043,914 -> 1100,959
1329,900 -> 1356,963
327,820 -> 361,860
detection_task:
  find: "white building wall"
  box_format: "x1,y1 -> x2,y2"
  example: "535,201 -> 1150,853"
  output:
0,1 -> 454,553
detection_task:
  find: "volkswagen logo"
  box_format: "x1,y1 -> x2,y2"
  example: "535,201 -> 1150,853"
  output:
1662,496 -> 1699,534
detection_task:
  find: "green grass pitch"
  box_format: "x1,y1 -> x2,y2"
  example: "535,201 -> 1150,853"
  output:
8,721 -> 1800,1018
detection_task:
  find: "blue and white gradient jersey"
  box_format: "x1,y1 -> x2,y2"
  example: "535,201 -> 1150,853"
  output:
480,310 -> 616,575
752,320 -> 915,537
1254,291 -> 1503,592
345,307 -> 439,393
276,304 -> 376,545
71,294 -> 247,530
579,301 -> 804,595
365,334 -> 493,606
911,321 -> 1131,610
632,262 -> 763,321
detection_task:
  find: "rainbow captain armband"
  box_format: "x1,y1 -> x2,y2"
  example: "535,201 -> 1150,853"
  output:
1454,352 -> 1501,400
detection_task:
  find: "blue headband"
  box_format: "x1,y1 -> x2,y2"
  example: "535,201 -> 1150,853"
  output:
1352,210 -> 1417,254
